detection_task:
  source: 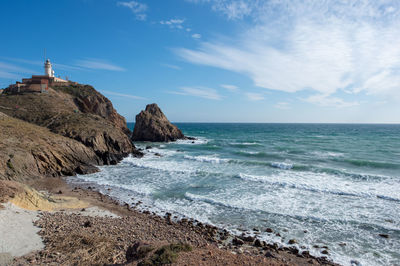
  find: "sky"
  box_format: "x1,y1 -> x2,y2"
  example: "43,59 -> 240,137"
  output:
0,0 -> 400,123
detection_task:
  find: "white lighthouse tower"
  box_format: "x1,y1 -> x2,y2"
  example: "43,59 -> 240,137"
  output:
44,59 -> 54,77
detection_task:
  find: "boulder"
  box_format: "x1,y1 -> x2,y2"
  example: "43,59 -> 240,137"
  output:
132,103 -> 185,142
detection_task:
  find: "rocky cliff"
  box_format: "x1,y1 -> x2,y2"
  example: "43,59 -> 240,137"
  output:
132,103 -> 185,142
0,112 -> 99,181
0,85 -> 141,167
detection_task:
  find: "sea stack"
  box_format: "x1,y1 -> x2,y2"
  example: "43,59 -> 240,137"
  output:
132,103 -> 185,142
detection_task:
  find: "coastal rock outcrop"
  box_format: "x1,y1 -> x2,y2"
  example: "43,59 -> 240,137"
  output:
0,84 -> 142,166
0,112 -> 99,181
132,103 -> 185,142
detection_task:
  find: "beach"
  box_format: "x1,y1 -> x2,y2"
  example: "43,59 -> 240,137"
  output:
0,177 -> 336,265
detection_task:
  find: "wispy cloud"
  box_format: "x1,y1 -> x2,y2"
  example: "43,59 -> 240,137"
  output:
274,102 -> 291,110
220,84 -> 238,92
180,1 -> 400,105
101,90 -> 146,100
245,92 -> 264,101
191,33 -> 201,39
161,63 -> 181,70
117,1 -> 147,20
303,94 -> 359,108
187,0 -> 255,20
171,86 -> 222,100
160,19 -> 185,29
76,58 -> 126,71
0,61 -> 38,79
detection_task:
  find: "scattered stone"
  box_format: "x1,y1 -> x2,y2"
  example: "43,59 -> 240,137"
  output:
254,239 -> 263,247
265,251 -> 275,258
126,241 -> 154,262
265,228 -> 273,233
321,250 -> 329,255
288,239 -> 297,245
240,235 -> 255,242
232,238 -> 244,246
379,234 -> 389,239
57,190 -> 62,194
83,221 -> 91,228
146,146 -> 152,150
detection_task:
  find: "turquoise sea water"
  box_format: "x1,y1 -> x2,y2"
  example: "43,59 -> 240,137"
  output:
71,123 -> 400,265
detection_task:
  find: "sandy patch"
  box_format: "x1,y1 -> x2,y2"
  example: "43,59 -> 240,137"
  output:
65,206 -> 120,218
0,203 -> 44,257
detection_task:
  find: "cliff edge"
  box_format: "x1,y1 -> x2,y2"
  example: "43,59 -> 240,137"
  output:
0,84 -> 142,181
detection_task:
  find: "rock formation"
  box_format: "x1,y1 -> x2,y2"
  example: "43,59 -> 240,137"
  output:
0,84 -> 142,168
132,103 -> 185,142
0,112 -> 99,181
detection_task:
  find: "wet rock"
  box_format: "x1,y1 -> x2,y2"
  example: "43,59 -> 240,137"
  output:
232,238 -> 244,246
254,239 -> 263,247
240,235 -> 255,242
265,228 -> 273,233
379,233 -> 389,238
288,239 -> 297,245
321,250 -> 329,255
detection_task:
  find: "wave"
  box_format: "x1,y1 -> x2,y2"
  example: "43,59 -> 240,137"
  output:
270,162 -> 293,170
229,142 -> 263,148
184,154 -> 230,164
339,159 -> 400,169
236,173 -> 400,202
175,138 -> 208,145
234,150 -> 284,160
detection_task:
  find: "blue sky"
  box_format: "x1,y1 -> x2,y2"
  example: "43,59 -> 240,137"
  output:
1,0 -> 400,123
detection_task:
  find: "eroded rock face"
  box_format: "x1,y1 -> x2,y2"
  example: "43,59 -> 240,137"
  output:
132,104 -> 184,142
0,85 -> 142,166
0,112 -> 99,181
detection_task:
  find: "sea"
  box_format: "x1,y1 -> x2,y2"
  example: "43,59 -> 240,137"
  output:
69,123 -> 400,266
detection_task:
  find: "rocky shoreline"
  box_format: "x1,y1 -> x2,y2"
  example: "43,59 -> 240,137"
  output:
10,177 -> 338,265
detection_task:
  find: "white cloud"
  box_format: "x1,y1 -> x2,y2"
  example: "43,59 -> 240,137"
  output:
180,1 -> 400,105
245,92 -> 263,101
101,90 -> 146,100
76,59 -> 126,71
171,86 -> 222,100
161,63 -> 181,70
160,19 -> 185,29
117,1 -> 147,20
220,84 -> 238,92
274,102 -> 291,110
303,94 -> 359,108
191,33 -> 202,39
187,0 -> 256,20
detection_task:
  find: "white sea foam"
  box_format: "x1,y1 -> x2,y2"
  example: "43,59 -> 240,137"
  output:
270,161 -> 293,169
184,154 -> 229,164
175,137 -> 208,145
311,151 -> 345,158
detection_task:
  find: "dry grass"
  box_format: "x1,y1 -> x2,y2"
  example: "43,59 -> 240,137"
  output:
52,233 -> 120,266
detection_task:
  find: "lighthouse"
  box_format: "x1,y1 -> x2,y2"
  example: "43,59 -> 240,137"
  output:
44,59 -> 54,77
